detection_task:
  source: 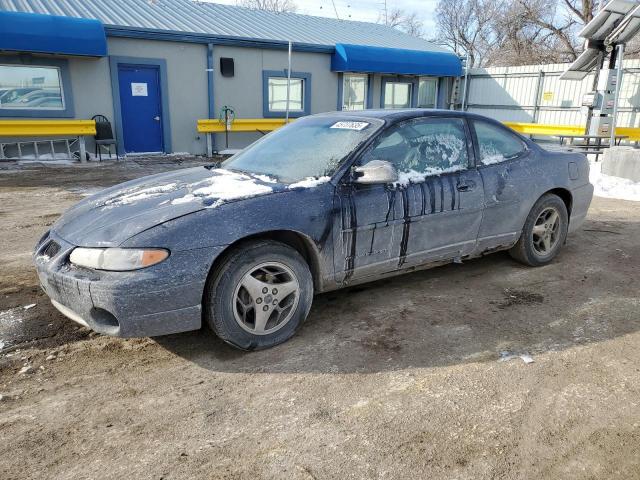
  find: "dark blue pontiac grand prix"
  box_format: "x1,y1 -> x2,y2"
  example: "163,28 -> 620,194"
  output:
35,110 -> 593,350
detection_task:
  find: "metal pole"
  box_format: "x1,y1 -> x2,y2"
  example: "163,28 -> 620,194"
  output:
532,70 -> 544,123
285,41 -> 292,123
461,54 -> 470,111
610,43 -> 625,145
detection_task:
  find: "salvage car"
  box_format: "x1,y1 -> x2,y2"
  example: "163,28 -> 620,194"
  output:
34,110 -> 594,350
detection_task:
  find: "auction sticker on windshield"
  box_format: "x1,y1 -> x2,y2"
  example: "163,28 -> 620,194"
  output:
330,121 -> 370,130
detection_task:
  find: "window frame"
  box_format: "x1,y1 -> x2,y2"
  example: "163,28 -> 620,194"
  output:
381,76 -> 417,110
357,114 -> 475,177
417,77 -> 439,108
0,56 -> 75,118
341,73 -> 369,111
470,119 -> 529,167
262,70 -> 311,118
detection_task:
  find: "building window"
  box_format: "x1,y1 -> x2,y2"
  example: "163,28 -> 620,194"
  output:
267,77 -> 304,112
383,81 -> 412,109
342,74 -> 368,110
0,64 -> 64,110
0,57 -> 74,118
262,70 -> 311,118
418,77 -> 438,108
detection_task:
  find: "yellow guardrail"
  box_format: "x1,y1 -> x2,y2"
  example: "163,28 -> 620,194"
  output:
505,121 -> 640,142
503,122 -> 584,137
197,118 -> 288,133
196,117 -> 640,143
0,119 -> 96,137
613,126 -> 640,142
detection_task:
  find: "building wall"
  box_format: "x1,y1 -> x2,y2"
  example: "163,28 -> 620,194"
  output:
211,46 -> 339,149
108,37 -> 209,155
67,56 -> 113,126
2,36 -> 458,158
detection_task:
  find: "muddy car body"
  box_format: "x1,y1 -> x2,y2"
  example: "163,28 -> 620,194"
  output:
34,110 -> 593,349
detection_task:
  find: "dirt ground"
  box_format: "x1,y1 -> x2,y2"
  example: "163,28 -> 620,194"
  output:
1,158 -> 639,480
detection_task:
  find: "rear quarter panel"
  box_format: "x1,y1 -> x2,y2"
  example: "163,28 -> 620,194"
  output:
477,144 -> 591,247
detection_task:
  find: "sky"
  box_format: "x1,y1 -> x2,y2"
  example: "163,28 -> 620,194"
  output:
203,0 -> 439,31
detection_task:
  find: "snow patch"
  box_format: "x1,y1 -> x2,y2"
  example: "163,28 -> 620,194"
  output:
481,154 -> 505,165
171,169 -> 273,207
101,183 -> 179,208
395,166 -> 465,187
253,174 -> 278,184
590,161 -> 640,202
287,176 -> 331,189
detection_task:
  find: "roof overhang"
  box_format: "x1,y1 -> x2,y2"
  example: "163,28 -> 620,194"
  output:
331,43 -> 462,77
0,11 -> 107,57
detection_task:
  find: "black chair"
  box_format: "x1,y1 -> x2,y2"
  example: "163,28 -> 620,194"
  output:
92,114 -> 117,161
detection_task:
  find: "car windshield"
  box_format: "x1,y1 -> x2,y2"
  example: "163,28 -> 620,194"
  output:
223,116 -> 384,183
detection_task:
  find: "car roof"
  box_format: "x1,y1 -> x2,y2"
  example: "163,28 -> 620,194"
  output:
320,108 -> 492,124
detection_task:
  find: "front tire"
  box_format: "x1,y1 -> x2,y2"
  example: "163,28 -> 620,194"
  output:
509,193 -> 569,267
205,240 -> 314,350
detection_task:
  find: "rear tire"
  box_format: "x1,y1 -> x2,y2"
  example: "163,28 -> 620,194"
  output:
509,193 -> 568,267
205,240 -> 314,350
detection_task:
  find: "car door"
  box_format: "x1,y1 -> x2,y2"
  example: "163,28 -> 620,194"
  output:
335,129 -> 407,283
334,116 -> 484,283
471,119 -> 532,251
393,116 -> 484,267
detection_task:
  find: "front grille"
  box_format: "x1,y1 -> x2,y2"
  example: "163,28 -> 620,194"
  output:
42,240 -> 61,259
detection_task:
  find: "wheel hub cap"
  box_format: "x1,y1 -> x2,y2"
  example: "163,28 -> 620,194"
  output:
531,207 -> 560,256
232,262 -> 300,335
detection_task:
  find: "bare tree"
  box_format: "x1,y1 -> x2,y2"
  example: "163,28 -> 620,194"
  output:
379,8 -> 425,37
237,0 -> 297,13
433,0 -> 500,67
563,0 -> 596,24
434,0 -> 602,67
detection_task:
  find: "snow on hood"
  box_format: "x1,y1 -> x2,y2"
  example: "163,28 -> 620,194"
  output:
169,169 -> 274,207
52,167 -> 282,247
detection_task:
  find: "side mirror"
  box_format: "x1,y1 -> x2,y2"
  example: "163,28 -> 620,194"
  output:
353,160 -> 398,185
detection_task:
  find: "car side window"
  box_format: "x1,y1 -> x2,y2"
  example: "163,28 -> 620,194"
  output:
473,120 -> 526,165
361,117 -> 469,178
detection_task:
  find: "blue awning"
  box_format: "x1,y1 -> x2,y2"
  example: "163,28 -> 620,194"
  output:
0,11 -> 107,57
332,43 -> 462,77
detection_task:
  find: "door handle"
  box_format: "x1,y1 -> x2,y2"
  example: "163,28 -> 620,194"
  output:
457,180 -> 475,192
153,116 -> 160,121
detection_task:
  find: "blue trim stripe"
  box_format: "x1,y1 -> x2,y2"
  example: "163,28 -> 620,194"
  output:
332,43 -> 462,77
0,11 -> 107,57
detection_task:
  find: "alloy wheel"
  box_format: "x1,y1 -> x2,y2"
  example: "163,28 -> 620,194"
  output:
232,262 -> 300,335
531,207 -> 561,256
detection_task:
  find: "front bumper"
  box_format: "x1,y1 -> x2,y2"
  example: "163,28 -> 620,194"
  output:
34,231 -> 225,337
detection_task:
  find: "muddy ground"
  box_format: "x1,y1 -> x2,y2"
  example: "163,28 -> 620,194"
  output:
1,158 -> 639,480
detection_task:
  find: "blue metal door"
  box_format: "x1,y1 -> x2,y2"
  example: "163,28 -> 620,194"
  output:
117,64 -> 164,153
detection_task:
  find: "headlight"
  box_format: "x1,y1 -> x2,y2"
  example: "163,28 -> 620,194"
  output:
69,248 -> 169,271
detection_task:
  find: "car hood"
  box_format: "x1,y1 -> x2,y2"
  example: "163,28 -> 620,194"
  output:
53,167 -> 286,246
